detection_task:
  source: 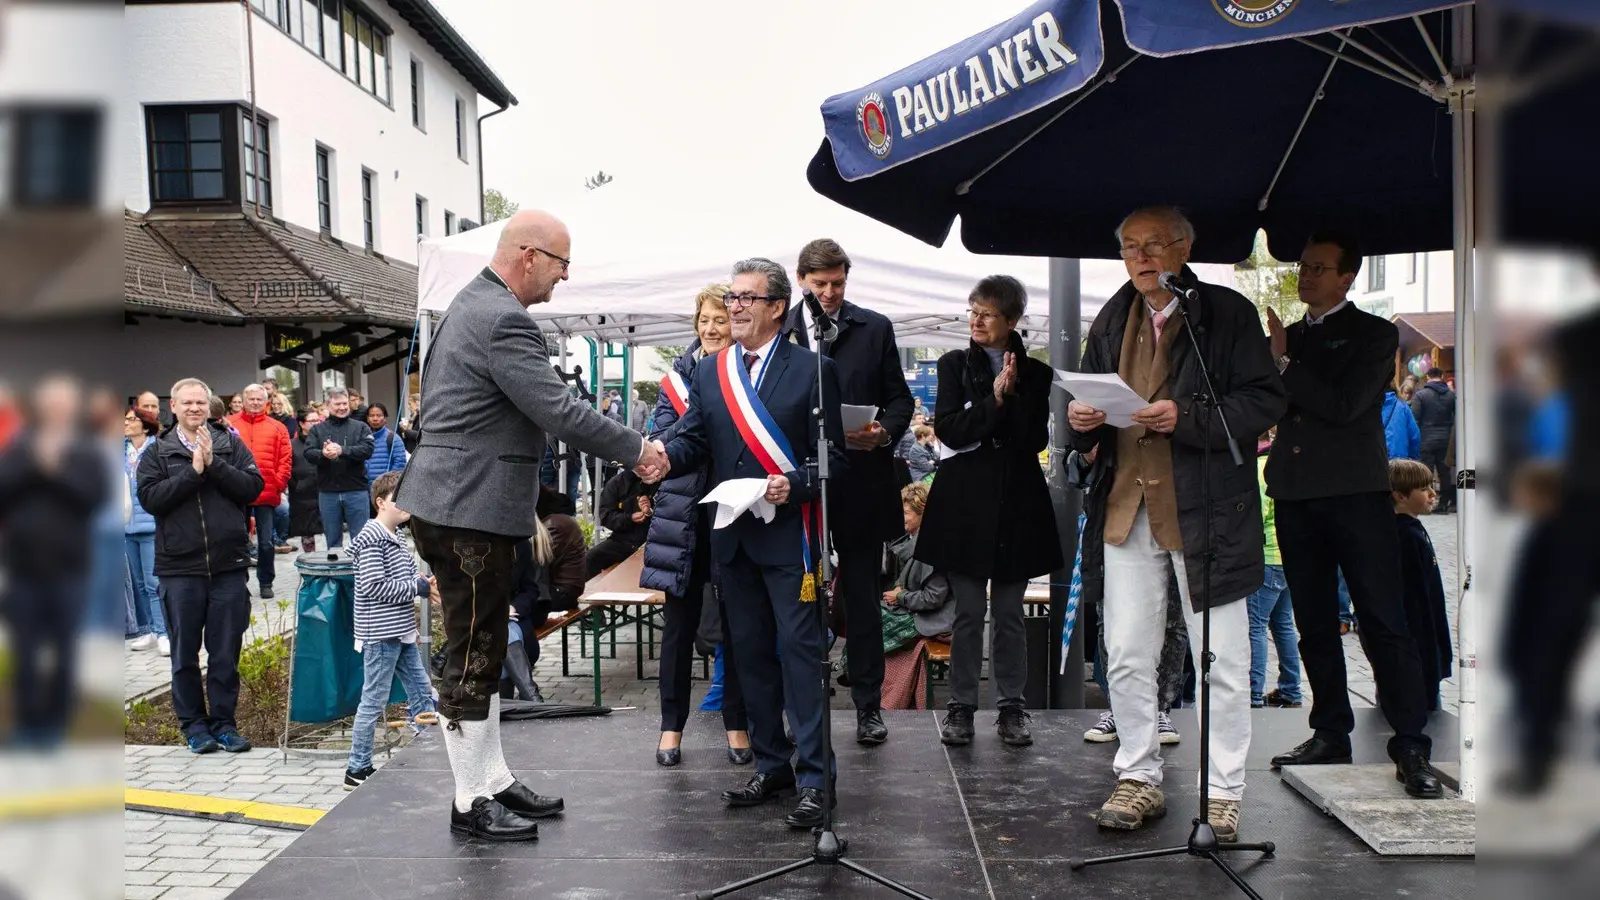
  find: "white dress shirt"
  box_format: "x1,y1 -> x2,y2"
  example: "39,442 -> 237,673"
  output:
1304,299 -> 1350,326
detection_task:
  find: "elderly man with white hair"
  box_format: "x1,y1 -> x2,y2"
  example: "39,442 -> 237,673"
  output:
1067,207 -> 1286,841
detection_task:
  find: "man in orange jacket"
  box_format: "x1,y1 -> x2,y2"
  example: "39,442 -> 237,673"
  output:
228,384 -> 292,598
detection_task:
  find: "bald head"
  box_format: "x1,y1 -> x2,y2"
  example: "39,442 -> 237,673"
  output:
490,210 -> 571,306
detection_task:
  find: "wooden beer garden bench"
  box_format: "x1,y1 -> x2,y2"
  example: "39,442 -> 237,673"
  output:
574,547 -> 666,707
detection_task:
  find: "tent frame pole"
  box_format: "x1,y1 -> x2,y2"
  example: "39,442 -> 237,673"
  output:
1449,3 -> 1477,804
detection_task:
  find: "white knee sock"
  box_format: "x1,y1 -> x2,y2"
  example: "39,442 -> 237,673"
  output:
439,695 -> 513,813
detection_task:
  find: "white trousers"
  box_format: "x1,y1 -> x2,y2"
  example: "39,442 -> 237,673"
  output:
1103,504 -> 1251,800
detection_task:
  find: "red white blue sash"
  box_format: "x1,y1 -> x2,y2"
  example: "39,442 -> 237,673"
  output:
714,347 -> 821,600
661,370 -> 689,416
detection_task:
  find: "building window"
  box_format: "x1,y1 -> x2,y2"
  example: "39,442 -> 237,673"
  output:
361,168 -> 376,250
300,0 -> 322,48
410,58 -> 424,130
242,115 -> 271,208
315,145 -> 332,232
444,210 -> 455,235
1367,255 -> 1387,293
415,195 -> 427,238
252,0 -> 293,34
6,106 -> 101,208
1406,253 -> 1418,284
319,0 -> 339,62
455,97 -> 466,161
149,107 -> 228,203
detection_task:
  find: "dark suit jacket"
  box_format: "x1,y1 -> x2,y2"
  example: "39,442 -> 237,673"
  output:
664,339 -> 847,568
787,301 -> 913,543
1265,303 -> 1396,501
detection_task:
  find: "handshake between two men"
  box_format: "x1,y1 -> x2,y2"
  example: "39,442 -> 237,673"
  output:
631,438 -> 792,505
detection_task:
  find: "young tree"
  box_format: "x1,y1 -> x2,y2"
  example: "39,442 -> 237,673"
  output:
584,170 -> 614,191
483,188 -> 519,223
1236,230 -> 1302,330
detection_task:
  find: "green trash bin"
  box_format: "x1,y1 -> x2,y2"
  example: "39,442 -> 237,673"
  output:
289,551 -> 406,724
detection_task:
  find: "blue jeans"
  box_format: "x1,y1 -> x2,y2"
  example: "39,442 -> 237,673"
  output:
348,639 -> 435,771
319,490 -> 371,549
273,497 -> 290,545
251,506 -> 276,589
699,644 -> 726,712
1336,568 -> 1354,625
1248,565 -> 1302,704
124,533 -> 165,637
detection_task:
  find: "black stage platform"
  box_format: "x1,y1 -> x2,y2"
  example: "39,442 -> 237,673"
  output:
233,709 -> 1473,899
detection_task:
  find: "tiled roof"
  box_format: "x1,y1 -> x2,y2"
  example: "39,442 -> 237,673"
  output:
1,212 -> 121,321
124,211 -> 245,322
1392,312 -> 1456,349
133,211 -> 418,327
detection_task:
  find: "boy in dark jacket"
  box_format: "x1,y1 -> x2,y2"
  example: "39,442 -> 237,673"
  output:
1390,459 -> 1452,711
302,389 -> 375,549
137,378 -> 265,755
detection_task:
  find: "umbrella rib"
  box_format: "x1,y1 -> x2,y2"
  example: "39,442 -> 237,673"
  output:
1413,15 -> 1451,81
1260,32 -> 1351,213
957,55 -> 1141,196
1292,36 -> 1438,96
1321,29 -> 1431,85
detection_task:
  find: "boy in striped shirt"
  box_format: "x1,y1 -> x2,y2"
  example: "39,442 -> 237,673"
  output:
345,471 -> 438,789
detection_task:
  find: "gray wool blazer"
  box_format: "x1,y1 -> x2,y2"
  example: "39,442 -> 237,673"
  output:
394,268 -> 644,537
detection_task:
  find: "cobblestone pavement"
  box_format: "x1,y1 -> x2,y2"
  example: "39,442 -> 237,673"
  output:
125,515 -> 1464,897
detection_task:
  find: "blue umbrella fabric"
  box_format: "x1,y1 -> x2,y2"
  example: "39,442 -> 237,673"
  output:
808,0 -> 1593,262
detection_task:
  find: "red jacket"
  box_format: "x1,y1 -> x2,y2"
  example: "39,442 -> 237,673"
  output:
227,411 -> 292,507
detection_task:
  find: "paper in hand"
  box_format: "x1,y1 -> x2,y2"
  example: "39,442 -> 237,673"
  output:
840,404 -> 878,434
1053,370 -> 1149,428
700,478 -> 777,529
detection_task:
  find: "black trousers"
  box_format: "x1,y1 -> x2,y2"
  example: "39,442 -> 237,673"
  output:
835,536 -> 885,710
2,575 -> 86,744
410,518 -> 517,721
721,548 -> 832,789
162,571 -> 250,738
1504,491 -> 1600,769
658,531 -> 747,732
1421,445 -> 1454,509
585,536 -> 642,580
1276,492 -> 1432,759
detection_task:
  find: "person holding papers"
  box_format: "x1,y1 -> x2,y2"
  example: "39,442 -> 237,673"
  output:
1066,207 -> 1285,841
663,258 -> 847,830
915,275 -> 1061,749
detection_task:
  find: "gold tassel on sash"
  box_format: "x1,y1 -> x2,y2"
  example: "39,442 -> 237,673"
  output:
799,572 -> 817,603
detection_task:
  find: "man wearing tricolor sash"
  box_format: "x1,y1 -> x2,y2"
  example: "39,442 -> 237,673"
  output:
663,257 -> 848,830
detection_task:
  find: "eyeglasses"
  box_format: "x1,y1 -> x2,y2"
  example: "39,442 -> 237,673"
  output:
722,292 -> 779,309
522,245 -> 570,271
1295,261 -> 1342,278
968,309 -> 1003,324
1118,236 -> 1186,260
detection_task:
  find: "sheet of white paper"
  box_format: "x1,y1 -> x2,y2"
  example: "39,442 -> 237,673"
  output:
700,478 -> 777,529
1053,370 -> 1149,428
840,404 -> 878,433
937,401 -> 979,459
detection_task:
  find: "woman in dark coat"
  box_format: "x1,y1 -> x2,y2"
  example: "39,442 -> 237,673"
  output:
638,284 -> 749,767
916,275 -> 1061,747
287,407 -> 324,551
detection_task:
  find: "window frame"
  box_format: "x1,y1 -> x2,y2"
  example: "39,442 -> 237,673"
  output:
361,167 -> 376,250
455,97 -> 467,162
1367,255 -> 1387,293
9,105 -> 102,209
415,195 -> 428,239
255,0 -> 392,107
241,113 -> 272,209
315,144 -> 333,233
147,104 -> 240,208
444,210 -> 455,236
410,57 -> 425,132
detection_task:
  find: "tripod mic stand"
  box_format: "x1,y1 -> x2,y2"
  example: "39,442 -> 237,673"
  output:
1068,297 -> 1275,899
698,311 -> 931,900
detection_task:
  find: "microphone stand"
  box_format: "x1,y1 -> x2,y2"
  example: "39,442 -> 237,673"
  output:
1068,295 -> 1274,898
697,308 -> 931,900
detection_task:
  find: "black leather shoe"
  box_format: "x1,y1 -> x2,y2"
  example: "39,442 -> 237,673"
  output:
722,772 -> 796,807
997,706 -> 1033,747
784,787 -> 835,829
856,708 -> 888,746
450,798 -> 539,842
726,745 -> 753,766
657,747 -> 681,767
1395,751 -> 1444,799
940,704 -> 976,746
492,780 -> 565,818
1271,736 -> 1353,770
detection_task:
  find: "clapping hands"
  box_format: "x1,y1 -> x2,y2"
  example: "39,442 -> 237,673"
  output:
992,352 -> 1018,405
635,439 -> 670,484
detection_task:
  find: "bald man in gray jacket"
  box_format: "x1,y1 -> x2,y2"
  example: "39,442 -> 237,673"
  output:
396,210 -> 668,842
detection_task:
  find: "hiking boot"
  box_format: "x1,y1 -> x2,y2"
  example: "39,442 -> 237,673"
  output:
1206,798 -> 1241,842
940,704 -> 975,746
1158,711 -> 1180,745
1084,711 -> 1117,743
996,706 -> 1033,747
1095,779 -> 1166,830
1264,689 -> 1302,709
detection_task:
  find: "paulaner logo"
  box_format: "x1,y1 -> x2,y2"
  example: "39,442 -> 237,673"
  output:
1212,0 -> 1301,27
857,92 -> 892,159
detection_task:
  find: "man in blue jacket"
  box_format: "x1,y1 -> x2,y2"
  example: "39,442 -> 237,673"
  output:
362,402 -> 409,483
1383,387 -> 1421,460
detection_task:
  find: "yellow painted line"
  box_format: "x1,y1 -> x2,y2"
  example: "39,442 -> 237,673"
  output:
0,785 -> 123,820
125,788 -> 324,830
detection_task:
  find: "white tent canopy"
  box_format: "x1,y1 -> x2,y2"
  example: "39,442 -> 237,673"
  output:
416,182 -> 1235,349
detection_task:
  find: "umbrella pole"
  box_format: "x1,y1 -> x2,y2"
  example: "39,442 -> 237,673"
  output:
1449,4 -> 1478,804
1047,257 -> 1084,708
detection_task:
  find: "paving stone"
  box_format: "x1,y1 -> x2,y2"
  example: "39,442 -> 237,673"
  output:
207,846 -> 274,861
125,857 -> 153,871
153,843 -> 214,859
200,833 -> 266,849
207,859 -> 274,875
125,868 -> 162,884
124,886 -> 166,900
143,857 -> 214,874
161,888 -> 235,900
218,873 -> 255,888
157,871 -> 225,888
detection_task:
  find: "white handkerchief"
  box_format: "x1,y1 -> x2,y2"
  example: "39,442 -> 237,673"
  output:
938,401 -> 979,460
700,478 -> 778,528
1053,370 -> 1149,428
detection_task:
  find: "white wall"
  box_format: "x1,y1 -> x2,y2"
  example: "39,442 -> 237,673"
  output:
1350,250 -> 1454,318
123,319 -> 265,402
1351,249 -> 1598,320
123,2 -> 488,266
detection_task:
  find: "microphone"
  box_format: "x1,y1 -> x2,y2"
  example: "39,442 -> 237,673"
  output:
802,290 -> 838,342
1159,271 -> 1199,303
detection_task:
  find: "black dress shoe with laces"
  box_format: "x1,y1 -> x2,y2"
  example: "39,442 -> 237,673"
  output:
450,797 -> 539,842
1395,750 -> 1444,799
493,780 -> 565,818
1271,736 -> 1354,770
722,772 -> 796,807
784,787 -> 836,829
856,708 -> 888,745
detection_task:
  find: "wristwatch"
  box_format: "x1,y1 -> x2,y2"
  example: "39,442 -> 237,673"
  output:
1276,354 -> 1292,374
